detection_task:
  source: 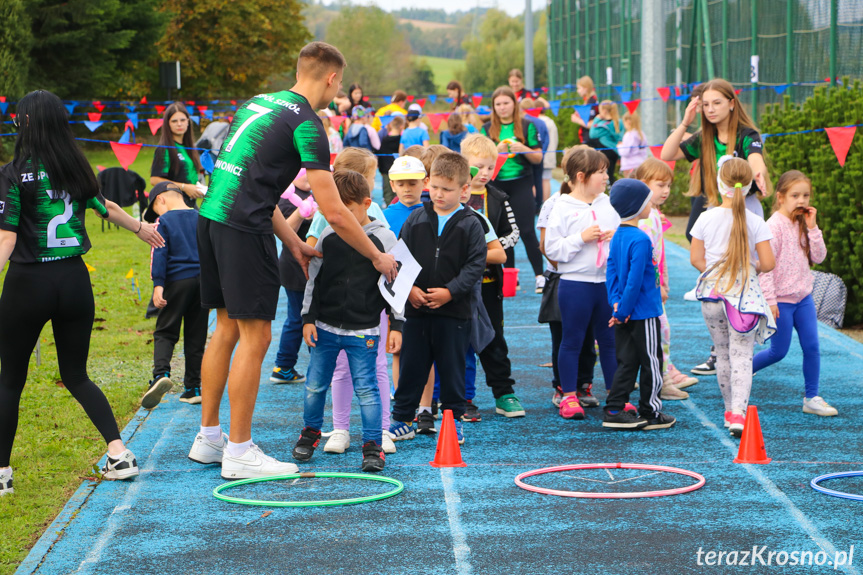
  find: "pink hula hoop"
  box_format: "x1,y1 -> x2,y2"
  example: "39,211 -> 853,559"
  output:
515,462 -> 706,499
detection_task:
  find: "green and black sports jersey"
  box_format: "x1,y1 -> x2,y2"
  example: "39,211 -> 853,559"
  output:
200,91 -> 331,234
0,161 -> 108,264
150,142 -> 199,185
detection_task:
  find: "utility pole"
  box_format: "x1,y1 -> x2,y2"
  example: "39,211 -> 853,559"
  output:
525,0 -> 535,90
641,0 -> 666,144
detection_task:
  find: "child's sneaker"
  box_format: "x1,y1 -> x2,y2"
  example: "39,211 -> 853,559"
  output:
495,394 -> 525,417
388,420 -> 416,441
602,410 -> 648,430
454,420 -> 465,445
431,401 -> 441,420
728,413 -> 745,437
292,427 -> 321,461
660,384 -> 689,400
141,374 -> 173,409
416,412 -> 436,435
0,468 -> 13,496
559,396 -> 585,420
323,429 -> 350,453
179,387 -> 201,404
803,396 -> 838,416
723,411 -> 732,428
643,412 -> 677,430
624,403 -> 637,414
576,384 -> 600,408
461,400 -> 482,422
691,354 -> 717,375
221,444 -> 298,479
361,441 -> 385,472
101,450 -> 139,480
381,431 -> 397,454
188,432 -> 227,464
666,365 -> 698,389
551,386 -> 564,407
270,367 -> 306,384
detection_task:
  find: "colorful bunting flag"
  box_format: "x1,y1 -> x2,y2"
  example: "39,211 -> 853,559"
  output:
110,142 -> 143,170
429,113 -> 448,133
416,98 -> 426,109
124,120 -> 136,133
773,85 -> 790,95
126,113 -> 138,128
65,104 -> 76,115
197,106 -> 208,113
0,97 -> 6,103
471,95 -> 483,108
185,100 -> 195,106
85,262 -> 96,272
203,109 -> 214,120
0,103 -> 8,115
825,126 -> 856,167
624,100 -> 641,114
155,105 -> 166,115
657,87 -> 671,102
525,108 -> 542,118
428,95 -> 437,104
88,112 -> 101,122
147,118 -> 163,135
329,152 -> 338,165
380,114 -> 394,127
491,154 -> 508,180
200,150 -> 214,174
190,115 -> 200,125
125,268 -> 135,279
92,101 -> 105,112
445,97 -> 454,104
549,100 -> 561,116
574,105 -> 592,126
329,116 -> 345,131
84,121 -> 104,132
650,146 -> 675,171
406,95 -> 414,102
140,96 -> 148,105
118,129 -> 132,144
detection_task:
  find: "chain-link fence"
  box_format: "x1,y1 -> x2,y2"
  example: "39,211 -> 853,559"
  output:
547,0 -> 863,125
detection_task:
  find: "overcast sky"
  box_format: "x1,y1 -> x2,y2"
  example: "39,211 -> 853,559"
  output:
344,0 -> 544,17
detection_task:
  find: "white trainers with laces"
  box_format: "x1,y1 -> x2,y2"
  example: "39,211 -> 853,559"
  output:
803,396 -> 838,416
188,432 -> 228,464
0,468 -> 14,496
535,275 -> 546,294
221,444 -> 298,480
101,450 -> 139,480
323,429 -> 351,453
683,286 -> 698,302
381,431 -> 397,454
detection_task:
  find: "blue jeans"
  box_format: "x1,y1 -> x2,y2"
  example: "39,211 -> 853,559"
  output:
303,328 -> 382,445
753,294 -> 820,398
275,289 -> 305,370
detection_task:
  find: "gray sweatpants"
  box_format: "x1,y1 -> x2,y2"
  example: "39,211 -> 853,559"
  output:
701,301 -> 756,413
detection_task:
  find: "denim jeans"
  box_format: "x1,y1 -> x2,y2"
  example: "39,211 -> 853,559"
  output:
274,289 -> 305,370
303,327 -> 382,445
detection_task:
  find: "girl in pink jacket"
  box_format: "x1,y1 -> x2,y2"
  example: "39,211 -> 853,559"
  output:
754,170 -> 837,416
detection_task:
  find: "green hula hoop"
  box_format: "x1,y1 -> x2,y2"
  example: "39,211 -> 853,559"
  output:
212,472 -> 404,507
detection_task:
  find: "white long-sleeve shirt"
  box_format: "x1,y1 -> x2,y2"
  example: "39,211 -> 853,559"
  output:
545,192 -> 620,283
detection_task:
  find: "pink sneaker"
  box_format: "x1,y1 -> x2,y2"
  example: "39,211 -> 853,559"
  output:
728,413 -> 745,437
559,396 -> 585,420
624,403 -> 637,414
724,411 -> 732,428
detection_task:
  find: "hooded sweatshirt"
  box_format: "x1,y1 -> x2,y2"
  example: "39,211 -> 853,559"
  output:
544,192 -> 620,283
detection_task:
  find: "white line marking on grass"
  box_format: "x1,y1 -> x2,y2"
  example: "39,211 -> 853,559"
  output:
683,400 -> 860,575
75,416 -> 177,573
440,468 -> 473,575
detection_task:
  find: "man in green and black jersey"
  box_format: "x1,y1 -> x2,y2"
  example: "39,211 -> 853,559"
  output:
189,42 -> 398,480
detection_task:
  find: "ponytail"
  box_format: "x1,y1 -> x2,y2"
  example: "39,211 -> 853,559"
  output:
707,157 -> 754,293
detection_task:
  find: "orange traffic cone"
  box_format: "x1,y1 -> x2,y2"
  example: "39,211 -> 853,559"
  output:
430,409 -> 467,468
733,405 -> 772,464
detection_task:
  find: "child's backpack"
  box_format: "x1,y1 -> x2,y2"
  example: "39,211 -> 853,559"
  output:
195,121 -> 230,159
810,271 -> 847,328
343,124 -> 371,150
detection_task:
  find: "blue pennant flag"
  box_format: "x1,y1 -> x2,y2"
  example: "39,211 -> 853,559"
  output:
574,105 -> 592,126
620,91 -> 632,102
445,97 -> 454,104
556,89 -> 566,96
211,100 -> 220,105
384,96 -> 392,104
380,114 -> 394,127
428,94 -> 437,104
203,109 -> 214,120
549,100 -> 561,117
64,104 -> 76,116
126,105 -> 136,112
126,113 -> 138,128
0,102 -> 8,115
190,115 -> 200,125
84,121 -> 104,132
200,150 -> 215,174
118,129 -> 132,144
613,85 -> 624,94
675,93 -> 690,101
773,84 -> 790,95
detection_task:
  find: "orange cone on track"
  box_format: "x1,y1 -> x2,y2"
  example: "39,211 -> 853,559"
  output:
430,409 -> 467,468
733,405 -> 772,464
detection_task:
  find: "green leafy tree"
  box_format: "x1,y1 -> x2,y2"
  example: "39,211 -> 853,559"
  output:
158,0 -> 310,98
325,6 -> 414,95
404,58 -> 436,95
25,0 -> 165,98
0,0 -> 31,100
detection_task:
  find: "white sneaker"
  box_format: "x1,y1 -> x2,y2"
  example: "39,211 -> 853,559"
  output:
660,384 -> 689,401
101,450 -> 139,480
683,286 -> 698,301
221,444 -> 298,480
535,275 -> 546,294
188,432 -> 227,464
0,468 -> 14,496
803,396 -> 838,416
323,429 -> 350,453
381,431 -> 397,454
141,375 -> 173,409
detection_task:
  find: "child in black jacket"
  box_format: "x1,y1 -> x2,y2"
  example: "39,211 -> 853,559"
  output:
388,153 -> 487,445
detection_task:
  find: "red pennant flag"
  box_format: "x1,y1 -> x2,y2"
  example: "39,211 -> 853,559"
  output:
92,101 -> 105,112
155,105 -> 166,115
227,116 -> 233,124
825,126 -> 856,166
674,86 -> 681,97
185,100 -> 195,106
735,89 -> 742,95
471,95 -> 483,108
429,113 -> 448,133
329,152 -> 338,165
406,95 -> 414,102
824,78 -> 831,83
124,120 -> 136,132
140,96 -> 148,105
9,113 -> 16,121
110,142 -> 143,170
416,98 -> 426,109
147,118 -> 163,135
230,100 -> 237,106
650,145 -> 676,171
525,107 -> 542,118
657,87 -> 671,102
491,154 -> 508,180
197,106 -> 208,113
329,115 -> 346,131
96,165 -> 107,172
88,112 -> 102,122
624,100 -> 641,114
0,96 -> 6,103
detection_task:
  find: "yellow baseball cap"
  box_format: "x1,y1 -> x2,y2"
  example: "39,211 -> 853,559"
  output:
388,156 -> 427,180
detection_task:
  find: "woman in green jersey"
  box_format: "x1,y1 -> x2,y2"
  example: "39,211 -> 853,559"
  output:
151,102 -> 204,207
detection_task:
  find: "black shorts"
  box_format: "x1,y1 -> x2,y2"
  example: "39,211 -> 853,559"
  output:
197,217 -> 280,320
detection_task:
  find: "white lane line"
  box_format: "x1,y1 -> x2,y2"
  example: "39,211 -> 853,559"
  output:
440,468 -> 473,575
819,329 -> 863,361
683,400 -> 859,575
76,415 -> 177,573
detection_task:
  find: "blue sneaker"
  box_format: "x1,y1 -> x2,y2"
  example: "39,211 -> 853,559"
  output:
454,420 -> 465,445
388,421 -> 416,441
270,367 -> 306,384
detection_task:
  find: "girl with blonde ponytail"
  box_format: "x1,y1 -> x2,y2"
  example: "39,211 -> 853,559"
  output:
689,157 -> 776,437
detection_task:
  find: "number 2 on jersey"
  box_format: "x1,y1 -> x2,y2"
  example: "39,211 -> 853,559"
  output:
224,103 -> 273,154
46,190 -> 80,248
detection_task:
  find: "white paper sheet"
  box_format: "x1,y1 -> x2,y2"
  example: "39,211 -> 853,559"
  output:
378,239 -> 422,316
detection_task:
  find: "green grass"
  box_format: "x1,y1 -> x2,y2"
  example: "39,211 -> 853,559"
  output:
415,56 -> 466,93
0,152 -> 165,574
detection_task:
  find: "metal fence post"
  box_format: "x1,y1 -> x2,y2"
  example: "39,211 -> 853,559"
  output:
786,0 -> 793,86
700,0 -> 715,79
830,0 -> 838,86
721,0 -> 728,79
751,0 -> 758,122
641,0 -> 667,143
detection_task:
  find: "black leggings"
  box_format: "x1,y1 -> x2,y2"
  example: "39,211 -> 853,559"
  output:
0,257 -> 121,467
494,175 -> 545,276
